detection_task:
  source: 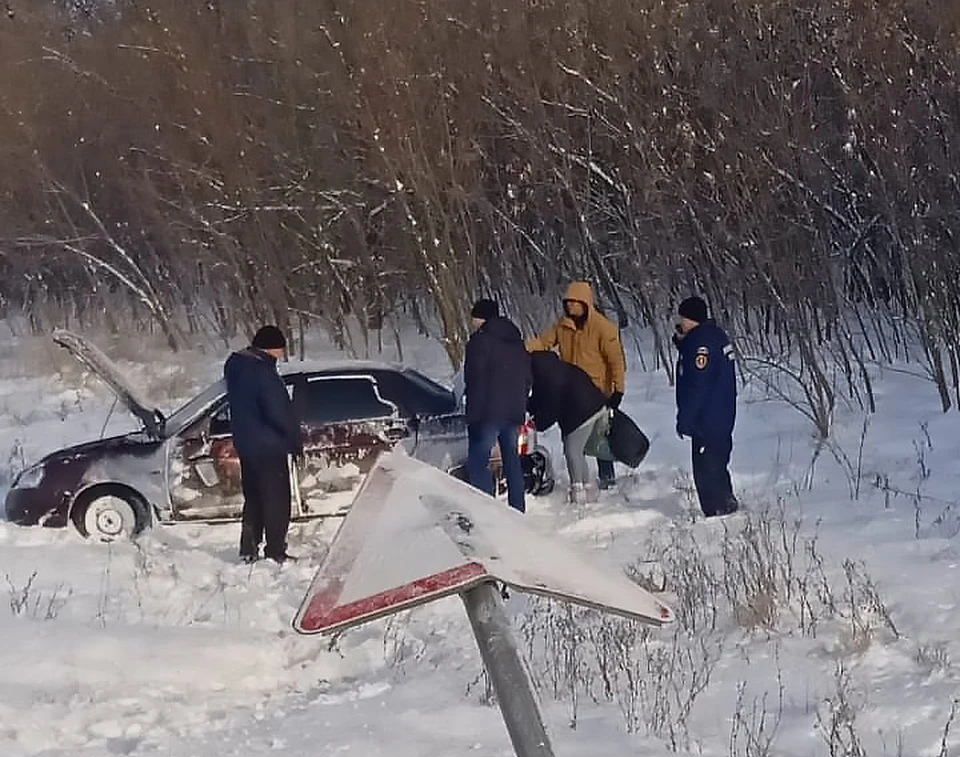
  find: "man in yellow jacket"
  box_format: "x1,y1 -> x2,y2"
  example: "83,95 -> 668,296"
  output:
526,281 -> 626,490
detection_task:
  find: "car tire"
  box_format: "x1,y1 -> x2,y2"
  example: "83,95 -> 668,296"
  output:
523,449 -> 556,497
533,475 -> 556,497
71,487 -> 150,542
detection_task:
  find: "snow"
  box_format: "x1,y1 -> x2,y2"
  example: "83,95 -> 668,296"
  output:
1,327 -> 960,756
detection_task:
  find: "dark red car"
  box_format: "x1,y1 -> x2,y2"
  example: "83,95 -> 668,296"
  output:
5,332 -> 554,540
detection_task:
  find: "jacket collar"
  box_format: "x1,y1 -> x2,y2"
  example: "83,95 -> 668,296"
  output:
240,347 -> 278,364
675,319 -> 717,349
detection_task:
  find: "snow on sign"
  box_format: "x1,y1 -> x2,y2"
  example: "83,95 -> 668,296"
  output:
294,451 -> 674,635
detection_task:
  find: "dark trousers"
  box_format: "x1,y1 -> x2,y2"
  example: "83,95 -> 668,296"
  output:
691,436 -> 737,517
468,422 -> 525,513
239,455 -> 291,558
597,457 -> 616,483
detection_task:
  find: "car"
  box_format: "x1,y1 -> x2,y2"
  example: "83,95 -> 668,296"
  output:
5,332 -> 555,541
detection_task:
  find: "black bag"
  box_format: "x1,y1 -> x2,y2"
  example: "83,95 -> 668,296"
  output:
608,409 -> 650,468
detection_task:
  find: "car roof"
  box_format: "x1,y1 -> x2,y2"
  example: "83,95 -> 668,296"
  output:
164,358 -> 446,437
278,358 -> 406,376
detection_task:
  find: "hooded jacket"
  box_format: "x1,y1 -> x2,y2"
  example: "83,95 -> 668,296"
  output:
525,281 -> 626,396
224,348 -> 302,459
528,351 -> 607,436
464,316 -> 532,426
675,319 -> 737,442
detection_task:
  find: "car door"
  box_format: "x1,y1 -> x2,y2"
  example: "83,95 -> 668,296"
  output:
167,381 -> 300,521
384,370 -> 468,473
293,374 -> 409,517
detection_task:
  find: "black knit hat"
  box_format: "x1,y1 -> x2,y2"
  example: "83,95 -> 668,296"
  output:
678,296 -> 708,323
470,298 -> 499,321
251,325 -> 287,350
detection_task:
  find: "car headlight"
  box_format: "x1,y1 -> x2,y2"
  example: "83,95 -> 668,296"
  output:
14,464 -> 45,489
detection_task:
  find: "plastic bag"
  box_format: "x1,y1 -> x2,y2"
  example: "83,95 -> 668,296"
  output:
583,411 -> 614,461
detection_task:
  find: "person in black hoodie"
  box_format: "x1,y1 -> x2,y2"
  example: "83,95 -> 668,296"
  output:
464,299 -> 532,512
224,325 -> 302,563
528,350 -> 608,504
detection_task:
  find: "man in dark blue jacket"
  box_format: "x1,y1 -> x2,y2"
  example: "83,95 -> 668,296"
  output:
674,297 -> 739,517
224,325 -> 302,562
464,299 -> 532,512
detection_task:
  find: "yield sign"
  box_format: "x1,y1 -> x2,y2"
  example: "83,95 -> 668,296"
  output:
294,450 -> 673,635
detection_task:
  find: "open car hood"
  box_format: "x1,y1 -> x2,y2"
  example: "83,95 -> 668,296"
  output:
53,330 -> 165,438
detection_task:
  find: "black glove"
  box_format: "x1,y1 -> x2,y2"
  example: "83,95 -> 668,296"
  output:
607,391 -> 623,410
676,422 -> 685,440
672,324 -> 684,349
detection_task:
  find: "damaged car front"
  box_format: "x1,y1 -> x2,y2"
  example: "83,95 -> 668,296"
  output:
4,331 -> 170,538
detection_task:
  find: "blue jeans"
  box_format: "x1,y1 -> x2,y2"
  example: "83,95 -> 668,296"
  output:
468,423 -> 525,513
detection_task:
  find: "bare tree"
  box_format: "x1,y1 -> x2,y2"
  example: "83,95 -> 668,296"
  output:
0,0 -> 959,399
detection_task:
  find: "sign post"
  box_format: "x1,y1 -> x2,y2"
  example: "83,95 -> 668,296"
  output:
462,582 -> 554,757
294,451 -> 674,756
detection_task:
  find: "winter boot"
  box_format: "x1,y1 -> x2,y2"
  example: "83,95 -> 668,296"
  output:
266,551 -> 298,564
568,483 -> 588,505
584,482 -> 600,504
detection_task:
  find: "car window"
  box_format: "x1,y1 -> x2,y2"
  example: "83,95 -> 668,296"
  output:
299,376 -> 396,424
201,383 -> 294,438
397,369 -> 457,415
209,402 -> 231,436
362,369 -> 457,416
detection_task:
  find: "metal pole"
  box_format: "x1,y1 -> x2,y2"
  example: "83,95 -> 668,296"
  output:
461,582 -> 556,757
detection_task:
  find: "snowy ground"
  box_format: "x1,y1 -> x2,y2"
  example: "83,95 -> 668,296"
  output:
1,325 -> 960,756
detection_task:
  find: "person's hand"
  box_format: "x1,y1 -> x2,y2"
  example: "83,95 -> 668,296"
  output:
672,324 -> 684,349
607,391 -> 623,410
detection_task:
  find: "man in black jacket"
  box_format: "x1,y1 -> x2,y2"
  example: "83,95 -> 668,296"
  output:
224,325 -> 302,563
528,350 -> 608,504
464,299 -> 532,512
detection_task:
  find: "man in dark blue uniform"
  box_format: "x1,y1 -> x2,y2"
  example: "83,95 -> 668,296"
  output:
674,297 -> 738,517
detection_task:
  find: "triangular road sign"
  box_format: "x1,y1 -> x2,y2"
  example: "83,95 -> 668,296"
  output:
294,451 -> 674,635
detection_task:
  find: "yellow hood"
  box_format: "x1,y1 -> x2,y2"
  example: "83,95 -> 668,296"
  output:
563,281 -> 595,308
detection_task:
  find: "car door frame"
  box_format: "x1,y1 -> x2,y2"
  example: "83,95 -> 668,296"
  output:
292,372 -> 407,518
165,375 -> 305,523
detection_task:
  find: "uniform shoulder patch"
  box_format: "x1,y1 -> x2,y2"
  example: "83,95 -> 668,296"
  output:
694,346 -> 709,370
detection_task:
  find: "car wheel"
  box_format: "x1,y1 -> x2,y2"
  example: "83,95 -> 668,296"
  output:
523,449 -> 556,497
72,488 -> 149,542
533,476 -> 556,496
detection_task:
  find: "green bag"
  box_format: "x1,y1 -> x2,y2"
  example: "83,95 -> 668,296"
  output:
583,411 -> 615,461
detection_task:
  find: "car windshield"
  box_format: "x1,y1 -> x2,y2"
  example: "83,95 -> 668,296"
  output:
163,380 -> 226,436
